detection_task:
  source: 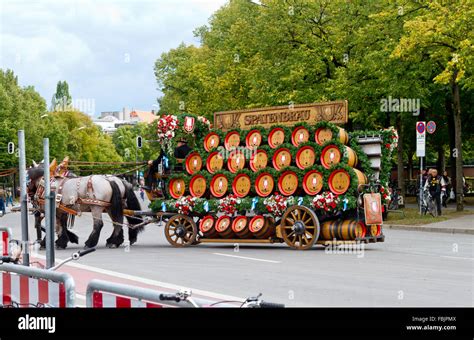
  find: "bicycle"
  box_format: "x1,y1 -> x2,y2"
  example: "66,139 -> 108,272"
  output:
420,190 -> 437,217
158,290 -> 285,308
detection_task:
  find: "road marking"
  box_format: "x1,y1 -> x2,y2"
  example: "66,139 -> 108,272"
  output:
33,254 -> 244,302
440,255 -> 474,261
212,253 -> 281,263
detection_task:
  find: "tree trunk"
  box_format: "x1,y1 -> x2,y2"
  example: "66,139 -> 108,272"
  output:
396,115 -> 405,199
407,151 -> 413,180
446,96 -> 456,182
437,146 -> 446,173
452,71 -> 464,211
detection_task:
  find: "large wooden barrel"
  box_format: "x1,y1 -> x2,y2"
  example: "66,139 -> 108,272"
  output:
272,147 -> 292,170
203,132 -> 220,152
291,126 -> 310,147
249,149 -> 268,172
185,152 -> 202,175
268,127 -> 285,149
215,215 -> 234,238
320,145 -> 358,169
320,219 -> 367,240
368,224 -> 382,237
199,215 -> 218,238
295,146 -> 316,170
206,151 -> 224,174
232,173 -> 251,198
277,170 -> 298,196
302,170 -> 324,195
254,172 -> 274,197
327,168 -> 367,195
249,216 -> 275,239
169,178 -> 186,199
189,174 -> 206,198
224,131 -> 240,150
245,129 -> 263,150
227,150 -> 246,173
210,173 -> 229,198
315,127 -> 349,145
232,216 -> 252,238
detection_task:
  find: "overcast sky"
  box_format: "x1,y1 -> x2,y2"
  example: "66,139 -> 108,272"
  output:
0,0 -> 227,116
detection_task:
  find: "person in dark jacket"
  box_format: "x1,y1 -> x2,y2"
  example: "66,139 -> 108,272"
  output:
173,139 -> 192,171
424,169 -> 446,216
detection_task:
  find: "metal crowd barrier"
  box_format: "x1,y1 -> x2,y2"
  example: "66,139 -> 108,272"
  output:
86,279 -> 234,308
0,226 -> 12,256
0,263 -> 75,308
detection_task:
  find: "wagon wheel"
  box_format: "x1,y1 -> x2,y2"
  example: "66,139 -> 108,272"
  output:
280,205 -> 320,250
165,214 -> 197,247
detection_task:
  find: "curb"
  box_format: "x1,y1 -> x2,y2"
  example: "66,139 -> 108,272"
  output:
385,224 -> 474,235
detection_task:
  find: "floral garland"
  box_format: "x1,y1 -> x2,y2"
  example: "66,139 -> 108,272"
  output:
263,193 -> 295,217
197,116 -> 211,129
383,126 -> 399,153
174,196 -> 197,215
311,191 -> 340,214
156,115 -> 179,154
380,185 -> 392,206
218,194 -> 241,216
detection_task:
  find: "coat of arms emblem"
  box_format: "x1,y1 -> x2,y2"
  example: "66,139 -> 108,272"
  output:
184,116 -> 195,133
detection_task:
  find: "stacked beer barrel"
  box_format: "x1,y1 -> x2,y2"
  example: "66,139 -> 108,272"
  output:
168,123 -> 369,240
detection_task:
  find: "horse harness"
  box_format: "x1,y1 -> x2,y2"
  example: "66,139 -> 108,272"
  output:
34,176 -> 115,216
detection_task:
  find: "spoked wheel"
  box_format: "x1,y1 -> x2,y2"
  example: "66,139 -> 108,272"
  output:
280,205 -> 320,250
165,214 -> 197,247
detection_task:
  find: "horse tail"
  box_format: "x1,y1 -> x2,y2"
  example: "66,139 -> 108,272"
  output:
109,181 -> 123,223
124,186 -> 143,229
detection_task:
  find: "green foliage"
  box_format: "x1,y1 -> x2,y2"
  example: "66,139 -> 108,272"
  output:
51,80 -> 72,111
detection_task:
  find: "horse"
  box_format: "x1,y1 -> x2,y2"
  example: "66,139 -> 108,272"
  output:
27,167 -> 143,249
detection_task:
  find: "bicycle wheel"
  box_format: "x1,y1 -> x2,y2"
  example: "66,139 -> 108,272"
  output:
428,199 -> 437,217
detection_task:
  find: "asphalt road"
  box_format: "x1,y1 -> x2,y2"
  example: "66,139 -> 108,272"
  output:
1,209 -> 473,307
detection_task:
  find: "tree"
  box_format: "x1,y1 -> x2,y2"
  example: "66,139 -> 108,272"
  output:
393,0 -> 474,211
51,80 -> 72,111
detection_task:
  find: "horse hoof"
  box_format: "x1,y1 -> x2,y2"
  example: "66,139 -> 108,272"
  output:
55,245 -> 66,250
106,243 -> 118,249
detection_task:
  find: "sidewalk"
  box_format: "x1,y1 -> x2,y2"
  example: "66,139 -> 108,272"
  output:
385,214 -> 474,235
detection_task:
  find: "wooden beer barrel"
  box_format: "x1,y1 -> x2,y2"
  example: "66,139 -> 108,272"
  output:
203,132 -> 220,152
302,170 -> 323,195
224,131 -> 240,150
277,170 -> 298,196
368,224 -> 381,237
189,174 -> 206,198
295,146 -> 316,169
272,148 -> 292,170
315,127 -> 349,145
254,172 -> 274,197
268,127 -> 285,149
249,149 -> 268,172
169,178 -> 186,199
320,219 -> 367,240
232,216 -> 252,238
232,173 -> 251,198
291,126 -> 310,147
206,151 -> 224,174
199,215 -> 218,238
185,152 -> 202,175
227,150 -> 246,173
328,168 -> 367,195
249,216 -> 275,238
210,173 -> 228,198
215,215 -> 234,238
320,145 -> 358,169
245,129 -> 262,150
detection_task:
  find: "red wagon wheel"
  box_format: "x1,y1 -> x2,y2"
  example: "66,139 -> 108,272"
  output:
280,205 -> 319,250
165,214 -> 197,247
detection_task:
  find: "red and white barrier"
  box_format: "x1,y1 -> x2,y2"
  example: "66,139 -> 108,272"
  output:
0,227 -> 12,256
0,272 -> 67,307
91,291 -> 163,308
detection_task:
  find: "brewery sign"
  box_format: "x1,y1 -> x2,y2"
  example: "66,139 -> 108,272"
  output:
214,100 -> 348,131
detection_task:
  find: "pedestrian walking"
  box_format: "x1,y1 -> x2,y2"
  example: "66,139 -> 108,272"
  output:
424,169 -> 446,216
441,171 -> 451,207
6,188 -> 13,207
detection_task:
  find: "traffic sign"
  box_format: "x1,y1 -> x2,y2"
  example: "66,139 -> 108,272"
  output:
416,121 -> 426,157
7,142 -> 15,154
427,121 -> 436,134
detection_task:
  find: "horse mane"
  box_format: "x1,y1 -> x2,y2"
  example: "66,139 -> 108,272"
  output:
28,167 -> 45,181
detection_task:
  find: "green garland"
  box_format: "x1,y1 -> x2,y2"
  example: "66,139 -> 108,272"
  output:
313,121 -> 340,138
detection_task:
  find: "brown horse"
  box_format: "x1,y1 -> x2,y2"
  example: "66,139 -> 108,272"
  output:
27,167 -> 143,249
